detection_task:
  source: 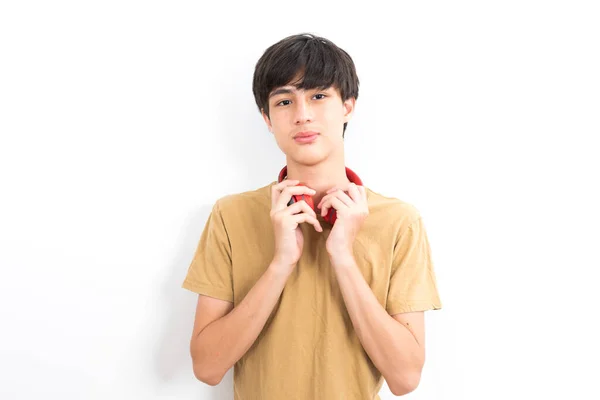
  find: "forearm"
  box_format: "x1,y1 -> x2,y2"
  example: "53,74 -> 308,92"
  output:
331,254 -> 423,390
192,260 -> 291,383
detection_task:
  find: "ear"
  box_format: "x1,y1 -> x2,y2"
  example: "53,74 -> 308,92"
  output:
342,97 -> 356,123
261,109 -> 273,133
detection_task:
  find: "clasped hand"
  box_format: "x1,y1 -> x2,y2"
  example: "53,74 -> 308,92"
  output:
317,182 -> 368,258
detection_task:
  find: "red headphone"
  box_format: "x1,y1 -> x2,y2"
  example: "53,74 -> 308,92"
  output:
277,166 -> 363,225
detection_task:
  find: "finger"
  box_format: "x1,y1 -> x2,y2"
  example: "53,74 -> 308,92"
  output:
320,199 -> 330,217
273,179 -> 299,192
293,213 -> 323,232
318,191 -> 335,209
283,199 -> 316,218
274,186 -> 316,211
318,193 -> 334,212
320,196 -> 348,217
347,183 -> 361,202
329,197 -> 347,213
320,198 -> 334,217
276,187 -> 316,211
273,200 -> 315,219
338,189 -> 355,207
326,189 -> 354,208
271,180 -> 299,208
357,185 -> 367,201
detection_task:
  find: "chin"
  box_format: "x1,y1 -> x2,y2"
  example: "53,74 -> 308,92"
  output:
293,152 -> 329,166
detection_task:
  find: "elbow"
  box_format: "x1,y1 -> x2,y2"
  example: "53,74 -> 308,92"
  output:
388,372 -> 421,396
193,362 -> 223,387
190,339 -> 225,386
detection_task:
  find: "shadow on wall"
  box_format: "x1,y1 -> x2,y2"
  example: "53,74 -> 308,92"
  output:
154,204 -> 234,399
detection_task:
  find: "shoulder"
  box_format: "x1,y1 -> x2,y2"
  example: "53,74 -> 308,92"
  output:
365,186 -> 423,232
212,181 -> 274,221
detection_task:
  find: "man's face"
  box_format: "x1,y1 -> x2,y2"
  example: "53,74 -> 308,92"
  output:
262,84 -> 355,166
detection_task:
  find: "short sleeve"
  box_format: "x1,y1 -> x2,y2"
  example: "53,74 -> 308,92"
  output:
182,200 -> 234,302
386,215 -> 442,315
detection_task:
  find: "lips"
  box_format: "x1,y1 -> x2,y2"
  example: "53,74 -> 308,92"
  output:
293,131 -> 319,143
294,131 -> 319,138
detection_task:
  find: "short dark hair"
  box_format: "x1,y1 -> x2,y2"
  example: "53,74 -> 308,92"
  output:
252,33 -> 359,138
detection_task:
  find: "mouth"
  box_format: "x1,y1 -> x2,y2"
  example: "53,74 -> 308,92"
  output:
293,131 -> 319,143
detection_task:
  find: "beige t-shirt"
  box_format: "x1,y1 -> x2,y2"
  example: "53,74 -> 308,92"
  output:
182,181 -> 442,399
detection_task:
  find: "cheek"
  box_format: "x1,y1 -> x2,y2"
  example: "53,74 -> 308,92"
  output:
319,105 -> 345,129
269,109 -> 289,127
324,102 -> 344,120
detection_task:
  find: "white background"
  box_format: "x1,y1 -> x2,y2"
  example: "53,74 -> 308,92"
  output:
1,1 -> 599,399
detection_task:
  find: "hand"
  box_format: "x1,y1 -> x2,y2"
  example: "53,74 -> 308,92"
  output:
317,183 -> 368,258
270,179 -> 323,272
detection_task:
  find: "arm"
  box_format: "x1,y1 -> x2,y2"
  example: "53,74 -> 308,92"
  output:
190,260 -> 292,386
318,184 -> 440,396
331,254 -> 425,396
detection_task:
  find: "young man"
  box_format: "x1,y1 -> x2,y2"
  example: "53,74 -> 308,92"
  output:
182,33 -> 442,399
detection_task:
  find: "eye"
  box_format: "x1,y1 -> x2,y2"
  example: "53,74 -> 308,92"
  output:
276,99 -> 291,106
313,93 -> 326,100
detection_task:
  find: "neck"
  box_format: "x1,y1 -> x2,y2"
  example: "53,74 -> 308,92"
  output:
284,153 -> 351,205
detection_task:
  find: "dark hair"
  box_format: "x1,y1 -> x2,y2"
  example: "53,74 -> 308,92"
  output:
252,33 -> 359,138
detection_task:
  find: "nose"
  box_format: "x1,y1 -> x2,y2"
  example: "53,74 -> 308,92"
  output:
293,98 -> 313,125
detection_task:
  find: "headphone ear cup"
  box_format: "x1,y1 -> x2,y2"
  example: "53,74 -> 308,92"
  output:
286,182 -> 315,212
324,208 -> 337,225
288,193 -> 315,211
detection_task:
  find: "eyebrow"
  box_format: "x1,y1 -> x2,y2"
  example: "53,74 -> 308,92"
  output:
268,86 -> 331,99
268,87 -> 295,99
